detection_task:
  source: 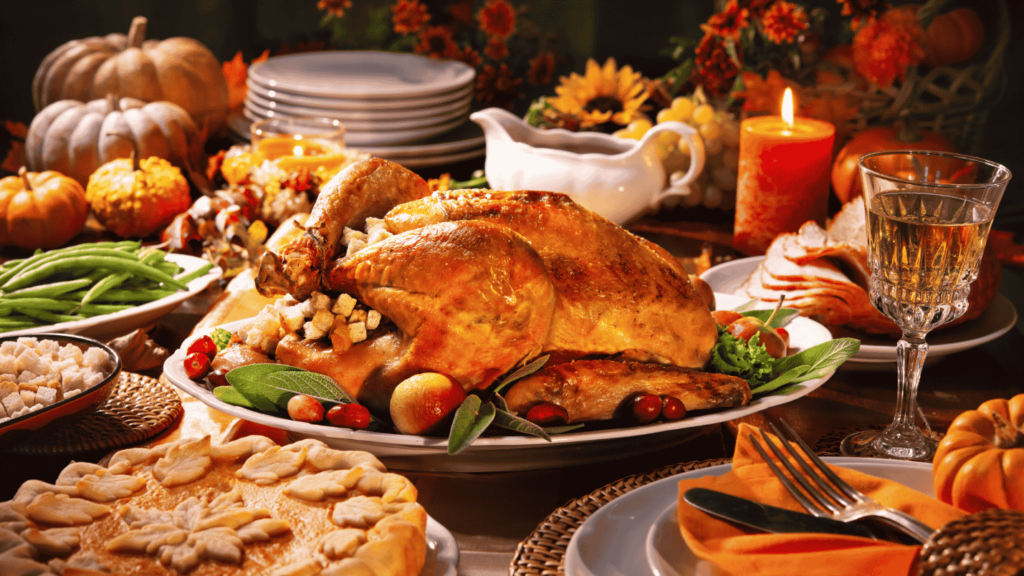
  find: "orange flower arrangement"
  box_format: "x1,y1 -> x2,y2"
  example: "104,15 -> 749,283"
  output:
851,7 -> 926,87
761,1 -> 809,45
415,25 -> 460,59
392,0 -> 430,35
478,0 -> 517,39
702,0 -> 751,42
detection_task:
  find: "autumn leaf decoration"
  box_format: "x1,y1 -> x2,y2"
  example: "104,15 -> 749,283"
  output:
222,50 -> 270,110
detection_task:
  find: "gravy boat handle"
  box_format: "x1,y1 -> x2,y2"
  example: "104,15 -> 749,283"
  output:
643,121 -> 706,208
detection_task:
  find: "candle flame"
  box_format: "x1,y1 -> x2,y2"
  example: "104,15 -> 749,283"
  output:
781,88 -> 794,129
293,145 -> 304,157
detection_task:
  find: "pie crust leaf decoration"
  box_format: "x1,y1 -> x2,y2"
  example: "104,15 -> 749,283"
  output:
318,528 -> 367,561
26,493 -> 111,527
284,469 -> 365,502
110,490 -> 291,573
154,436 -> 213,488
20,526 -> 79,557
75,469 -> 147,502
237,445 -> 307,484
331,496 -> 387,529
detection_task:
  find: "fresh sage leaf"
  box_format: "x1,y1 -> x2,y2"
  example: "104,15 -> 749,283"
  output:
493,355 -> 550,395
750,364 -> 809,395
225,364 -> 303,412
213,386 -> 260,410
772,337 -> 861,382
448,396 -> 496,455
264,370 -> 356,406
740,307 -> 800,329
492,409 -> 551,441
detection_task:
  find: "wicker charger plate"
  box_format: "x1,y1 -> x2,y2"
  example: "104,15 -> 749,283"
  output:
2,372 -> 182,456
510,456 -> 731,576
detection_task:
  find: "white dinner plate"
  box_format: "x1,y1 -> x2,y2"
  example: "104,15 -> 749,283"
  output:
248,52 -> 475,100
247,79 -> 476,112
0,254 -> 222,342
245,88 -> 474,122
244,95 -> 473,132
564,458 -> 934,576
242,107 -> 468,147
165,307 -> 836,473
424,515 -> 460,576
701,256 -> 1018,364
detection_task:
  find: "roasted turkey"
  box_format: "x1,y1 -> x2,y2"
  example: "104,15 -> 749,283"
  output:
242,158 -> 749,422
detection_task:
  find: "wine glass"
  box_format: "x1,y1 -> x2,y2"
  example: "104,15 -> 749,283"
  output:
841,150 -> 1011,461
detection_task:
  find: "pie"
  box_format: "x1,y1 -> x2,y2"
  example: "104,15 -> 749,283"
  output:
0,435 -> 428,576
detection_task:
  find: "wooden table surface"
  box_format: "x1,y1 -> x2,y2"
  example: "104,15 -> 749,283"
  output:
1,253 -> 1022,576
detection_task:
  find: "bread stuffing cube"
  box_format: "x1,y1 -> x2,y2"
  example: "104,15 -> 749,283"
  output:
36,339 -> 58,358
3,393 -> 25,415
0,342 -> 16,356
310,292 -> 331,311
348,309 -> 367,324
366,310 -> 382,330
367,227 -> 392,245
348,322 -> 367,344
61,368 -> 85,392
330,317 -> 353,353
343,227 -> 368,246
345,238 -> 367,257
58,344 -> 84,363
83,372 -> 104,390
20,390 -> 35,407
332,294 -> 357,317
279,307 -> 306,333
14,350 -> 42,374
35,386 -> 57,406
0,355 -> 16,374
17,370 -> 38,384
83,347 -> 109,369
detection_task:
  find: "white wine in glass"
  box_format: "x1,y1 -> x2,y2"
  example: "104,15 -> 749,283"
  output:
841,151 -> 1011,461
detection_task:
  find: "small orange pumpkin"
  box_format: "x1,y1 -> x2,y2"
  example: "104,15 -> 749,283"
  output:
0,167 -> 89,250
933,394 -> 1024,513
922,7 -> 986,67
830,126 -> 957,204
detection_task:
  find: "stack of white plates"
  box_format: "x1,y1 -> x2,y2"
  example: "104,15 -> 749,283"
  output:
241,51 -> 485,168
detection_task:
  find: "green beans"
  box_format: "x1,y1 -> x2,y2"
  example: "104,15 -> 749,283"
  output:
0,240 -> 217,332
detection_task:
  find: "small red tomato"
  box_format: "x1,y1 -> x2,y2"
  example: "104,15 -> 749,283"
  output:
661,396 -> 686,420
711,310 -> 744,328
326,403 -> 372,430
775,327 -> 791,348
287,395 -> 325,423
628,393 -> 662,424
183,352 -> 211,380
525,402 -> 569,427
187,335 -> 218,359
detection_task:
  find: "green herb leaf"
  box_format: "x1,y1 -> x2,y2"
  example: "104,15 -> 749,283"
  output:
226,364 -> 303,412
542,424 -> 585,434
750,364 -> 809,395
709,328 -> 775,386
493,355 -> 550,395
213,386 -> 260,410
740,308 -> 800,329
448,396 -> 496,455
771,337 -> 861,382
264,370 -> 356,406
492,409 -> 551,440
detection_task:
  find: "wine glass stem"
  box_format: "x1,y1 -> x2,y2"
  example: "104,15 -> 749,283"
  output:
890,331 -> 928,435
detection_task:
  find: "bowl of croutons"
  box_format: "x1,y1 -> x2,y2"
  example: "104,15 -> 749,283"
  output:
0,333 -> 122,448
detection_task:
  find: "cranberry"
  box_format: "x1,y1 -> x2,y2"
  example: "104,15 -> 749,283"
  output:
661,396 -> 686,420
525,403 -> 569,427
183,352 -> 211,380
187,335 -> 218,359
628,393 -> 662,424
326,403 -> 372,430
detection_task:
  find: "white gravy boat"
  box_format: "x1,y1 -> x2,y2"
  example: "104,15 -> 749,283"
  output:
470,107 -> 705,225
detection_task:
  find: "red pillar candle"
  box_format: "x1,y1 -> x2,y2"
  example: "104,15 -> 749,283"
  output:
734,90 -> 835,256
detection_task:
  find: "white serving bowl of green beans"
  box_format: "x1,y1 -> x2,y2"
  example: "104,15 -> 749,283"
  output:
0,242 -> 222,342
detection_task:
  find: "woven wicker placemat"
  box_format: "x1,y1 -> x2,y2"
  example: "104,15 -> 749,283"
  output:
3,372 -> 182,456
510,457 -> 731,576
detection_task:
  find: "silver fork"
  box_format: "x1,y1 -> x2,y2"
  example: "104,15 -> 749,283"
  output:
747,420 -> 935,543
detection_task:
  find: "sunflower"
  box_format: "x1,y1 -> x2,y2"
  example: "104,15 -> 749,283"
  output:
547,58 -> 647,130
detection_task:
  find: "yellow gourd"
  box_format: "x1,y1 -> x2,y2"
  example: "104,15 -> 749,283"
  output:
86,145 -> 191,239
933,394 -> 1024,513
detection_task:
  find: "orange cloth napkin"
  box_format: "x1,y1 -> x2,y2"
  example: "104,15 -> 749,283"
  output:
676,423 -> 967,576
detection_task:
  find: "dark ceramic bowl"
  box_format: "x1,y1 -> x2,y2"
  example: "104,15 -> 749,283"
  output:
0,333 -> 122,449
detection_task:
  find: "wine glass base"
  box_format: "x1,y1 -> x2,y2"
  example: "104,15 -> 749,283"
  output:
840,428 -> 937,461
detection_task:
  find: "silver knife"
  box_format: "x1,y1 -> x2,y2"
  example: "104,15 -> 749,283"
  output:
683,488 -> 877,539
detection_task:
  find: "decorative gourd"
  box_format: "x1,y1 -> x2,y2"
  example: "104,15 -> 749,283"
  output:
830,125 -> 956,204
25,94 -> 202,187
896,5 -> 986,67
0,168 -> 89,250
85,141 -> 192,239
933,394 -> 1024,513
32,16 -> 228,133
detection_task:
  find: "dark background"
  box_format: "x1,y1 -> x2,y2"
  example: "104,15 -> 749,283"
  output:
1,0 -> 1022,224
